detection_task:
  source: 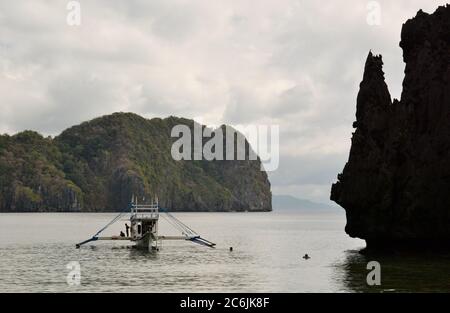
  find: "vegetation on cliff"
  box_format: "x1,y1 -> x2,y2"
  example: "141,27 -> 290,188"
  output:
0,113 -> 271,212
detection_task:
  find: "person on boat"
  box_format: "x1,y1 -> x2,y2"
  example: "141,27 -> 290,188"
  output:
125,223 -> 130,237
120,231 -> 125,237
302,254 -> 310,260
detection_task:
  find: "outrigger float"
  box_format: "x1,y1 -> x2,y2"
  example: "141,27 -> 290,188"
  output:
76,197 -> 216,250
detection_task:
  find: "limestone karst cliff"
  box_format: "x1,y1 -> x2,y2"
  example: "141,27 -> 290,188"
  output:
331,5 -> 450,249
0,113 -> 272,212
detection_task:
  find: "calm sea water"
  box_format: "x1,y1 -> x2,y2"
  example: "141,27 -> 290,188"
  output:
0,211 -> 449,293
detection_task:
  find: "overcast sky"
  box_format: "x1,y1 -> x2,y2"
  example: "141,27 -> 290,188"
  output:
0,0 -> 447,204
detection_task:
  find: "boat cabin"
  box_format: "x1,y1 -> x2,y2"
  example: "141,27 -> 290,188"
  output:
130,200 -> 160,250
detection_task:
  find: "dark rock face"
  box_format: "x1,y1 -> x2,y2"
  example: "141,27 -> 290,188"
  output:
331,5 -> 450,250
0,113 -> 271,212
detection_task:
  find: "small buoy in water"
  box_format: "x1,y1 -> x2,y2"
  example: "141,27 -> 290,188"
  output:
302,254 -> 310,260
229,247 -> 233,252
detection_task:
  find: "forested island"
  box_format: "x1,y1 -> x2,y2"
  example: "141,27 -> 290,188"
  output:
0,113 -> 271,212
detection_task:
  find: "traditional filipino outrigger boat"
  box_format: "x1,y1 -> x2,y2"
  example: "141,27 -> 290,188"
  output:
75,197 -> 216,250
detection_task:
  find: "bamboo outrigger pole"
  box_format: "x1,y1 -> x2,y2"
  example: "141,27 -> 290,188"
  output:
75,199 -> 216,250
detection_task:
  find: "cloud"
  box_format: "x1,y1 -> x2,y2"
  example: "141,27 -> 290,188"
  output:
0,0 -> 447,203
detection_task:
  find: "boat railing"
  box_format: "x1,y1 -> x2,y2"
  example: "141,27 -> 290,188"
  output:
130,204 -> 159,219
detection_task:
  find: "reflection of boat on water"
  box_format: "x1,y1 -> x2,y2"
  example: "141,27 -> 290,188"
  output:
76,197 -> 215,250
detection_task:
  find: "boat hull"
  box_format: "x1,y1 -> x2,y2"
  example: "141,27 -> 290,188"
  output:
133,233 -> 157,250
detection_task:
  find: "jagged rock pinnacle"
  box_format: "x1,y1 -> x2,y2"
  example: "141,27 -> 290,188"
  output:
331,5 -> 450,251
